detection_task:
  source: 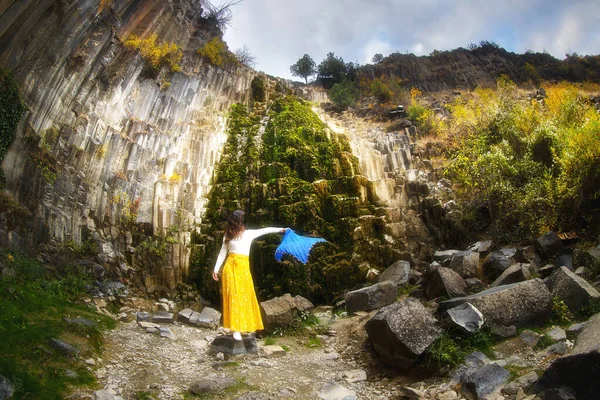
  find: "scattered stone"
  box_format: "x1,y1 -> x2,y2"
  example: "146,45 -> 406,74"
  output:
546,327 -> 566,341
365,298 -> 442,369
344,280 -> 397,313
469,240 -> 493,254
236,392 -> 275,400
159,327 -> 176,340
437,390 -> 458,400
490,324 -> 517,338
136,312 -> 150,322
324,352 -> 340,360
146,327 -> 160,335
151,311 -> 174,324
446,302 -> 484,332
209,334 -> 258,355
93,298 -> 107,308
84,358 -> 96,366
546,266 -> 600,312
341,369 -> 367,383
0,374 -> 15,400
425,266 -> 467,299
482,248 -> 522,279
293,295 -> 314,312
440,279 -> 552,328
260,345 -> 286,358
502,371 -> 539,396
538,264 -> 560,278
94,390 -> 124,400
63,318 -> 98,327
542,341 -> 567,355
451,351 -> 490,384
189,377 -> 236,395
379,260 -> 410,286
433,250 -> 460,264
535,231 -> 564,259
117,313 -> 129,322
195,307 -> 221,329
400,386 -> 426,399
462,363 -> 510,400
506,355 -> 528,368
533,313 -> 600,398
65,369 -> 79,378
574,266 -> 587,276
490,263 -> 531,288
138,321 -> 160,329
177,308 -> 195,323
566,322 -> 586,339
448,250 -> 479,278
318,381 -> 357,400
49,338 -> 80,356
520,330 -> 542,347
250,359 -> 274,368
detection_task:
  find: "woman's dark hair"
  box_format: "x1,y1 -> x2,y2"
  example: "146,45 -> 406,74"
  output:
224,210 -> 245,243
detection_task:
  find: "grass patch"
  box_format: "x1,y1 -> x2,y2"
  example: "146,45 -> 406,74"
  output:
397,283 -> 419,297
533,334 -> 555,351
264,336 -> 277,346
0,251 -> 114,399
422,328 -> 496,369
306,337 -> 322,348
577,301 -> 600,321
281,344 -> 290,352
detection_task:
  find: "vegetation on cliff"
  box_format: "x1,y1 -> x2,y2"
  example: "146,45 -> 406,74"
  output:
192,95 -> 389,305
124,34 -> 182,75
431,79 -> 600,242
0,68 -> 26,173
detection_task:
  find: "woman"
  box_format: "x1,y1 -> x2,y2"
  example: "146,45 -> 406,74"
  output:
212,210 -> 287,341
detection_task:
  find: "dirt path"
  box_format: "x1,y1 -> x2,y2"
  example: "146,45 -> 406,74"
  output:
94,313 -> 407,399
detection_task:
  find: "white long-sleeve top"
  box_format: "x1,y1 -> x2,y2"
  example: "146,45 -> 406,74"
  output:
213,227 -> 285,274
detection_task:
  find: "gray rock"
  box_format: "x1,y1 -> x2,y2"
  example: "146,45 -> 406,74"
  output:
318,381 -> 357,400
538,264 -> 560,278
341,369 -> 367,383
93,263 -> 105,280
136,312 -> 151,322
152,311 -> 174,324
448,250 -> 479,278
63,317 -> 98,327
532,315 -> 600,398
437,391 -> 458,400
451,351 -> 490,384
462,363 -> 510,399
138,321 -> 160,329
482,248 -> 522,279
554,251 -> 574,270
49,338 -> 80,356
190,377 -> 236,395
259,345 -> 286,358
260,294 -> 297,327
535,231 -> 563,259
433,250 -> 460,264
543,341 -> 567,355
65,369 -> 79,378
490,324 -> 517,338
177,308 -> 195,323
195,307 -> 221,329
425,266 -> 467,299
566,322 -> 586,339
159,327 -> 176,340
440,279 -> 552,328
502,371 -> 539,396
490,263 -> 531,288
469,240 -> 493,254
365,298 -> 442,369
520,330 -> 542,347
293,295 -> 314,312
345,281 -> 397,313
447,302 -> 484,332
399,387 -> 426,399
209,334 -> 258,355
94,390 -> 125,400
146,327 -> 160,335
546,266 -> 600,312
379,260 -> 410,285
0,374 -> 15,400
236,392 -> 275,400
573,246 -> 600,275
547,327 -> 566,341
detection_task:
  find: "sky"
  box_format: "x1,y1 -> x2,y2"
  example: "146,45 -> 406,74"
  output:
222,0 -> 600,81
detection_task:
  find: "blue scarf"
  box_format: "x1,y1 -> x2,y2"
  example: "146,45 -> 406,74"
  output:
275,230 -> 326,264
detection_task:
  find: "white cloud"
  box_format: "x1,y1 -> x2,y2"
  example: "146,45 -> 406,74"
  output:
223,0 -> 600,80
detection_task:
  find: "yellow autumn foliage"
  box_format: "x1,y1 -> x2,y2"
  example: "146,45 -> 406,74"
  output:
125,34 -> 182,73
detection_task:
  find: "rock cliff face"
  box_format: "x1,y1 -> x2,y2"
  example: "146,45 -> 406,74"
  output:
0,0 -> 258,290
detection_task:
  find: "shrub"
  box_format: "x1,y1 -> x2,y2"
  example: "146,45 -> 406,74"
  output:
196,37 -> 237,67
370,78 -> 393,104
329,80 -> 358,111
125,34 -> 182,74
251,76 -> 266,102
0,68 -> 26,167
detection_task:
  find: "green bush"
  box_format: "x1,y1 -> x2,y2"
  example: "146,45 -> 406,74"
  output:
370,78 -> 393,104
0,68 -> 26,171
251,76 -> 266,102
329,80 -> 357,111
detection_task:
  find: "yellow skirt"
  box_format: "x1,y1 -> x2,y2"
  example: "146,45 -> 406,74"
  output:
221,253 -> 264,332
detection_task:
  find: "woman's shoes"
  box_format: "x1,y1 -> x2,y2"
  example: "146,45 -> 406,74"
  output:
232,331 -> 242,341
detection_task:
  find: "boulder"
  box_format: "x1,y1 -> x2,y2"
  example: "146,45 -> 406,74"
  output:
293,295 -> 314,312
0,374 -> 15,400
482,248 -> 522,279
49,338 -> 80,356
520,330 -> 542,347
209,334 -> 258,356
439,279 -> 552,328
490,263 -> 531,288
177,308 -> 195,323
535,231 -> 563,259
533,312 -> 600,399
425,267 -> 467,299
546,327 -> 566,341
446,302 -> 484,333
260,294 -> 297,327
379,260 -> 410,285
151,311 -> 174,324
195,307 -> 221,329
462,363 -> 510,400
345,281 -> 397,313
546,267 -> 600,312
365,298 -> 442,369
448,251 -> 479,278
